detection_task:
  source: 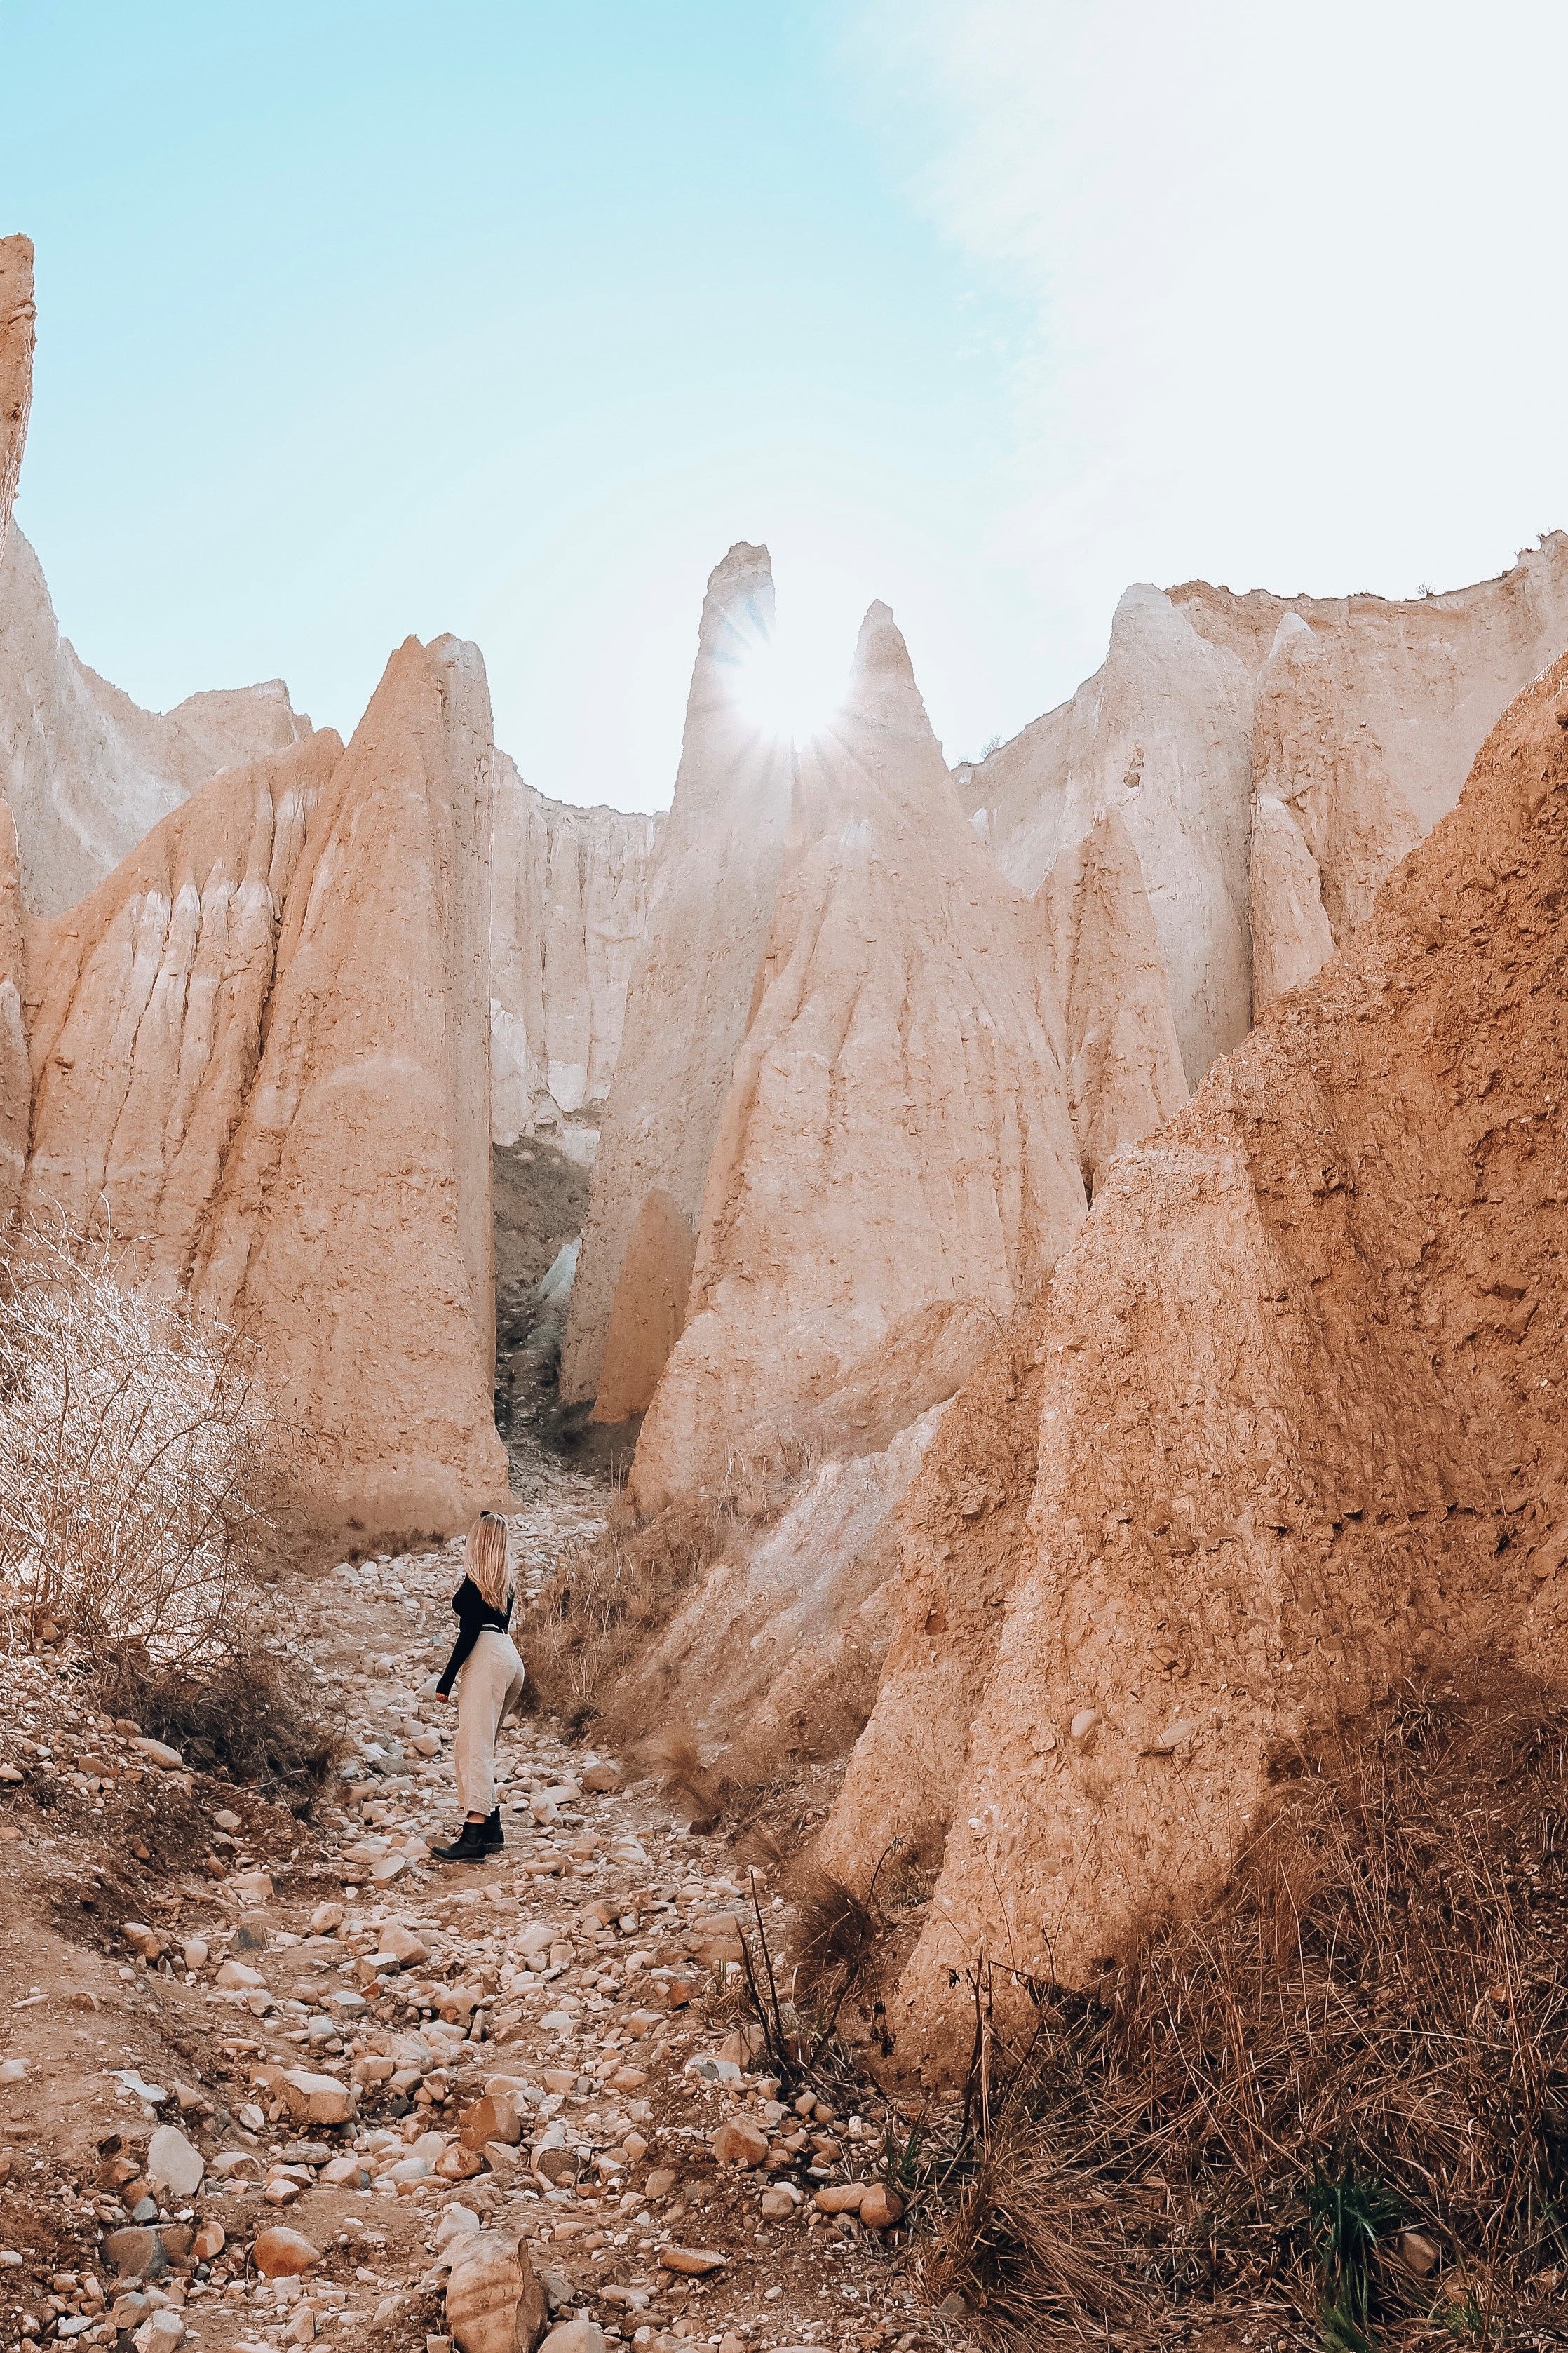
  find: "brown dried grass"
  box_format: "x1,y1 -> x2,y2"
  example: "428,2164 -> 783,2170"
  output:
788,1863 -> 880,1993
642,1725 -> 723,1828
915,1673 -> 1568,2348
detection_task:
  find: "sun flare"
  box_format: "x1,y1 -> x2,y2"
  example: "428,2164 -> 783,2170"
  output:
729,635 -> 844,745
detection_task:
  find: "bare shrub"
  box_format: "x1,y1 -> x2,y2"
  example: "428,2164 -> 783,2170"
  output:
911,1674 -> 1568,2346
731,1818 -> 792,1874
0,1220 -> 288,1664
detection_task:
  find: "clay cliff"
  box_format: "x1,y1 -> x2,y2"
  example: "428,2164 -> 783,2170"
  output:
1036,804 -> 1189,1196
0,236 -> 34,579
489,755 -> 659,1159
560,544 -> 797,1420
0,521 -> 314,919
1177,548 -> 1568,1007
822,649 -> 1568,2063
0,236 -> 34,1215
959,540 -> 1568,1089
956,584 -> 1255,1089
23,636 -> 509,1538
628,602 -> 1087,1511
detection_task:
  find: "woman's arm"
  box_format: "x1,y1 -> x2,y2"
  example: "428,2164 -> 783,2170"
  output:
435,1581 -> 482,1697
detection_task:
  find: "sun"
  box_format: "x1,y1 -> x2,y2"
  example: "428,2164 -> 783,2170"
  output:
729,633 -> 844,746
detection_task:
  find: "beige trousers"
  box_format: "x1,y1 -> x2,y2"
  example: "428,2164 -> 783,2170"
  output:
453,1628 -> 525,1816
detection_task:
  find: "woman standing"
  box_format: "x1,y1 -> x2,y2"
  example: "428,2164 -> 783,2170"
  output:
431,1512 -> 523,1863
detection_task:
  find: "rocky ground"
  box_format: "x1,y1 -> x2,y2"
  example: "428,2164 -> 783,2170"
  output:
0,1459 -> 941,2353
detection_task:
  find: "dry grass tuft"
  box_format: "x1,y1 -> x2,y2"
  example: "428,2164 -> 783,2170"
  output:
731,1819 -> 792,1874
642,1725 -> 723,1828
919,2123 -> 1139,2346
788,1863 -> 880,1992
912,1673 -> 1568,2347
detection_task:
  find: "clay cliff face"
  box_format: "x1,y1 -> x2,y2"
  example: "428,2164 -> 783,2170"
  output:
1175,545 -> 1568,1011
628,602 -> 1087,1511
823,650 -> 1568,2064
23,637 -> 508,1539
489,755 -> 660,1159
961,542 -> 1568,1098
560,544 -> 797,1418
0,236 -> 34,580
1036,805 -> 1190,1196
0,236 -> 34,1215
0,522 -> 313,919
957,584 -> 1255,1090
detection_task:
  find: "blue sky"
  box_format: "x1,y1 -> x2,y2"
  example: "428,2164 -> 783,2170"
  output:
6,2 -> 1568,809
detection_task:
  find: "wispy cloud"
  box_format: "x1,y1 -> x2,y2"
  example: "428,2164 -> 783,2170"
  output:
844,0 -> 1568,713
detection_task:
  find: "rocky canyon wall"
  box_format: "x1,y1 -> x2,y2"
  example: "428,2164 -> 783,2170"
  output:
0,236 -> 34,1218
823,649 -> 1568,2066
489,755 -> 659,1159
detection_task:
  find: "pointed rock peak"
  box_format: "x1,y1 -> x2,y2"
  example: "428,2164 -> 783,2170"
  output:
701,543 -> 776,667
853,600 -> 912,676
1107,581 -> 1205,669
1267,609 -> 1316,661
843,599 -> 936,749
709,541 -> 772,595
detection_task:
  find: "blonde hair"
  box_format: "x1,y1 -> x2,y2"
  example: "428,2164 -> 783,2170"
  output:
466,1513 -> 511,1612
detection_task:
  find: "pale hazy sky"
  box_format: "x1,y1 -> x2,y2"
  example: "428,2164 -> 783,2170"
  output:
6,2 -> 1567,810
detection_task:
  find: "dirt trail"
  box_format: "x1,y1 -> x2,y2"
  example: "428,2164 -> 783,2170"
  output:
0,1465 -> 934,2353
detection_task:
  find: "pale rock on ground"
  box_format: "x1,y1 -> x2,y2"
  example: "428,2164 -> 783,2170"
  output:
628,600 -> 1086,1511
22,633 -> 508,1539
560,544 -> 796,1421
488,754 -> 660,1161
823,647 -> 1568,2064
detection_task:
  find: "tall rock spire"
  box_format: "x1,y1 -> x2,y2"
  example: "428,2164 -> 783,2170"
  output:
628,598 -> 1087,1510
559,543 -> 797,1419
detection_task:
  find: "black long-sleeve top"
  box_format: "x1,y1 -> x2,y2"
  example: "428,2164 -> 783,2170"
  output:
435,1577 -> 512,1696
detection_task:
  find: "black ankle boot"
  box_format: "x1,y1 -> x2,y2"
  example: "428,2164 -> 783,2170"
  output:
431,1819 -> 490,1863
480,1809 -> 503,1853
